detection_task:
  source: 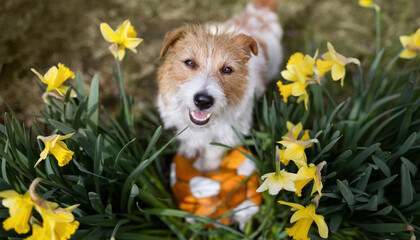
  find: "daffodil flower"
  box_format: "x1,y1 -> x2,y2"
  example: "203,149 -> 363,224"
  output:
277,51 -> 319,110
0,190 -> 34,234
399,28 -> 420,59
278,135 -> 318,169
31,63 -> 77,98
36,133 -> 75,167
100,20 -> 143,60
257,146 -> 297,195
294,161 -> 326,197
282,122 -> 310,142
281,52 -> 318,84
316,42 -> 360,86
256,170 -> 297,195
26,205 -> 80,240
278,201 -> 328,240
25,178 -> 79,240
359,0 -> 380,10
277,81 -> 309,109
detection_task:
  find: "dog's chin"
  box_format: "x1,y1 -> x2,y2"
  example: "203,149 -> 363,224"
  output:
189,109 -> 212,126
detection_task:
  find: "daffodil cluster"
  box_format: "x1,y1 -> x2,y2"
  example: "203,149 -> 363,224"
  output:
0,178 -> 79,239
278,43 -> 360,110
31,63 -> 77,103
257,122 -> 328,239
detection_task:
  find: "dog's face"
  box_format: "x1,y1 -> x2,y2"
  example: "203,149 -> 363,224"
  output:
158,25 -> 258,128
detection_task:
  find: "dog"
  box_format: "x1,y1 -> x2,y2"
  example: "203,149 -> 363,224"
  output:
157,0 -> 283,172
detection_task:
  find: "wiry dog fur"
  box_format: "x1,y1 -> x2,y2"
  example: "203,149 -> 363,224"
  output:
157,0 -> 283,172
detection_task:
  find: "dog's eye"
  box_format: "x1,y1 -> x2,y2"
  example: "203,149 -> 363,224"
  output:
184,60 -> 196,69
221,66 -> 234,74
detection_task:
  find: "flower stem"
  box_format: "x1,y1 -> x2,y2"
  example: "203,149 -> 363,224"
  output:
115,56 -> 132,127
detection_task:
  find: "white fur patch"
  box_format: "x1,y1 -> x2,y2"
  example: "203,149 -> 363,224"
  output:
189,176 -> 221,198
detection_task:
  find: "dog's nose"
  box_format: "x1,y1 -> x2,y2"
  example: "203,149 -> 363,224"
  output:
194,92 -> 214,110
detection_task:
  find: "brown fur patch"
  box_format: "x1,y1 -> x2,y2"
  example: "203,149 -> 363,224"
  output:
253,0 -> 279,11
158,25 -> 257,107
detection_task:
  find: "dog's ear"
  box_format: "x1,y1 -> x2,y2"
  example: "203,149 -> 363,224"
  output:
159,27 -> 186,59
234,34 -> 258,57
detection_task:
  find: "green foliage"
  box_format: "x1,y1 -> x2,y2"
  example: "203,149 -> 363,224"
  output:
1,22 -> 420,240
248,51 -> 420,239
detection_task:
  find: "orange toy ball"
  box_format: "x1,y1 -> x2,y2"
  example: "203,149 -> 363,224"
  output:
170,147 -> 262,229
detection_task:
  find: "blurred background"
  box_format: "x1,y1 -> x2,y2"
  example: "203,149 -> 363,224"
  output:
1,0 -> 419,125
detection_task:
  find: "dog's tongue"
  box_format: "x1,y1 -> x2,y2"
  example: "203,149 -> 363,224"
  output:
194,111 -> 209,120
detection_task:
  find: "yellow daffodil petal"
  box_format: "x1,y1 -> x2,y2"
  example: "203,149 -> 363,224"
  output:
25,223 -> 47,240
414,29 -> 420,46
277,81 -> 293,103
359,0 -> 373,7
0,191 -> 34,234
400,35 -> 412,47
287,52 -> 304,66
278,200 -> 305,211
399,49 -> 418,59
279,149 -> 290,166
31,68 -> 48,84
301,130 -> 310,142
294,179 -> 312,197
291,82 -> 308,96
125,38 -> 143,52
57,132 -> 75,141
313,213 -> 329,239
34,205 -> 79,240
281,141 -> 307,162
54,221 -> 80,239
286,217 -> 312,240
331,63 -> 346,86
44,67 -> 58,88
100,23 -> 120,43
315,59 -> 333,77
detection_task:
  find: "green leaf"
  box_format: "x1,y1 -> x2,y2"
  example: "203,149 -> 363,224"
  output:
400,162 -> 413,206
356,223 -> 407,233
75,72 -> 85,97
329,213 -> 343,233
312,135 -> 341,162
371,155 -> 390,177
48,119 -> 76,134
145,208 -> 248,239
366,175 -> 397,193
365,108 -> 406,145
366,195 -> 378,211
341,143 -> 380,176
140,126 -> 162,162
388,132 -> 417,167
401,157 -> 417,176
396,109 -> 412,143
87,74 -> 99,134
88,192 -> 105,214
93,134 -> 104,195
337,179 -> 355,206
367,206 -> 393,216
